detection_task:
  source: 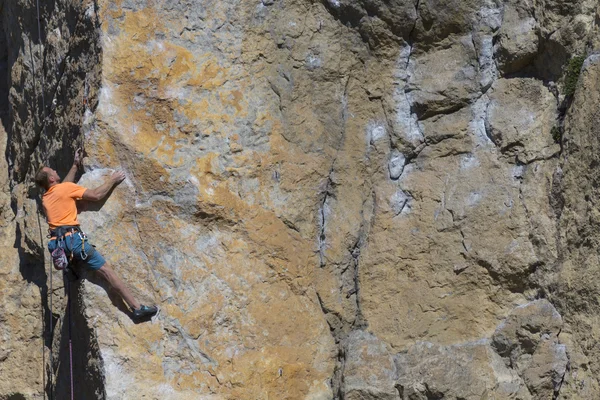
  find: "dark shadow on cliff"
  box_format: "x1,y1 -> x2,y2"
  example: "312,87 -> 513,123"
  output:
4,394 -> 27,400
3,0 -> 103,182
0,8 -> 9,136
54,277 -> 106,400
13,202 -> 59,399
14,199 -> 58,346
1,0 -> 58,183
0,0 -> 106,398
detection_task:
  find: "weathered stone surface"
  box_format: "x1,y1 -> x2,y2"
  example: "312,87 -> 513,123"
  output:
547,53 -> 600,398
522,339 -> 568,398
2,0 -> 600,399
412,0 -> 500,49
494,2 -> 538,74
535,0 -> 596,70
492,300 -> 568,399
492,300 -> 562,358
394,301 -> 567,400
408,36 -> 480,118
486,78 -> 560,164
396,340 -> 531,399
321,0 -> 418,43
342,330 -> 399,400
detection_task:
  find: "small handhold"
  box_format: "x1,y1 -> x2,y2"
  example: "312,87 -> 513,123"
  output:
389,149 -> 406,180
453,264 -> 468,274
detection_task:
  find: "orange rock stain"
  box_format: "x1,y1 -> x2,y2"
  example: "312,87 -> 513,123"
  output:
99,7 -> 242,166
90,3 -> 334,398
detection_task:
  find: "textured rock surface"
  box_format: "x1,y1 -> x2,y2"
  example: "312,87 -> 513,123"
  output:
486,78 -> 560,163
2,0 -> 600,399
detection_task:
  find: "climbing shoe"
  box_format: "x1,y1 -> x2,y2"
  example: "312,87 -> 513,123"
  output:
133,305 -> 158,319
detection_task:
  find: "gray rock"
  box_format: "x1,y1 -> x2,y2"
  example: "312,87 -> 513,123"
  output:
494,2 -> 539,74
408,35 -> 480,118
486,78 -> 560,163
492,300 -> 567,399
343,331 -> 399,400
389,149 -> 406,180
2,0 -> 600,399
395,340 -> 531,399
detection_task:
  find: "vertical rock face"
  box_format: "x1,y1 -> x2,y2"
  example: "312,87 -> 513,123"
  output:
2,0 -> 600,399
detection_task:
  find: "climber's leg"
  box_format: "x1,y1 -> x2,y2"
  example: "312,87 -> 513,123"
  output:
96,263 -> 141,310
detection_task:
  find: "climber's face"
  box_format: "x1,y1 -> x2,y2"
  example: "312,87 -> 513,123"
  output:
43,167 -> 61,186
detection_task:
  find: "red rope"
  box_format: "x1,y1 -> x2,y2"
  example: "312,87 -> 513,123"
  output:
67,278 -> 74,400
33,0 -> 56,398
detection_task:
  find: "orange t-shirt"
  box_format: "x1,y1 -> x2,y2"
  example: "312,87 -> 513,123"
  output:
42,182 -> 87,228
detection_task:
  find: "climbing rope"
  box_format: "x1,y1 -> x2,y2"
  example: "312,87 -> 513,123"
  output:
36,211 -> 48,400
32,0 -> 76,399
31,1 -> 93,398
67,277 -> 74,400
32,0 -> 54,398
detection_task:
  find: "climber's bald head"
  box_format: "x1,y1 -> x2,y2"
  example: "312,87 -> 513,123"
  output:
35,166 -> 61,190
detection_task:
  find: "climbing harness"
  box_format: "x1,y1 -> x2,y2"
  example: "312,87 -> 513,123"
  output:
49,228 -> 75,271
48,226 -> 93,279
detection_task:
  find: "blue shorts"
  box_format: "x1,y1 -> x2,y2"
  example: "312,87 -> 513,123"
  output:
48,233 -> 106,271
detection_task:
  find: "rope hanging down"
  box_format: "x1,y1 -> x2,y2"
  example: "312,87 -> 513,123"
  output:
32,1 -> 54,399
67,278 -> 74,400
33,0 -> 75,399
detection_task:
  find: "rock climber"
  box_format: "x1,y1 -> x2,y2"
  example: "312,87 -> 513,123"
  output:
35,148 -> 158,320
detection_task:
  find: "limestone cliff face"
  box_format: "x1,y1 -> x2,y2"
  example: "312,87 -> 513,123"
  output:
2,0 -> 600,399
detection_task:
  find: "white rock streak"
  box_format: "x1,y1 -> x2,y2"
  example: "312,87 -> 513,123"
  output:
393,46 -> 424,146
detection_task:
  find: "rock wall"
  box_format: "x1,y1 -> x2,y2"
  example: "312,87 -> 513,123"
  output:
2,0 -> 600,399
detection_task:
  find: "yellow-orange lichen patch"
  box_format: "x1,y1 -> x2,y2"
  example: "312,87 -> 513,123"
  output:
127,321 -> 165,345
170,370 -> 217,392
187,58 -> 226,90
98,0 -> 126,22
178,97 -> 234,136
163,303 -> 185,321
85,126 -> 118,165
227,349 -> 317,399
121,7 -> 161,43
222,90 -> 245,114
180,304 -> 221,340
98,6 -> 244,166
106,27 -> 226,93
194,153 -> 222,177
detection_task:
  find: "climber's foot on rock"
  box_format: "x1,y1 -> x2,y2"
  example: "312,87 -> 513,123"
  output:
133,305 -> 158,320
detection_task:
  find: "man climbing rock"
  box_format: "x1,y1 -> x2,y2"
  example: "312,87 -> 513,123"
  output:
35,148 -> 158,320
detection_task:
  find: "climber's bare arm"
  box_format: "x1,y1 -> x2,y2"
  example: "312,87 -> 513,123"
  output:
63,148 -> 83,183
82,171 -> 126,201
